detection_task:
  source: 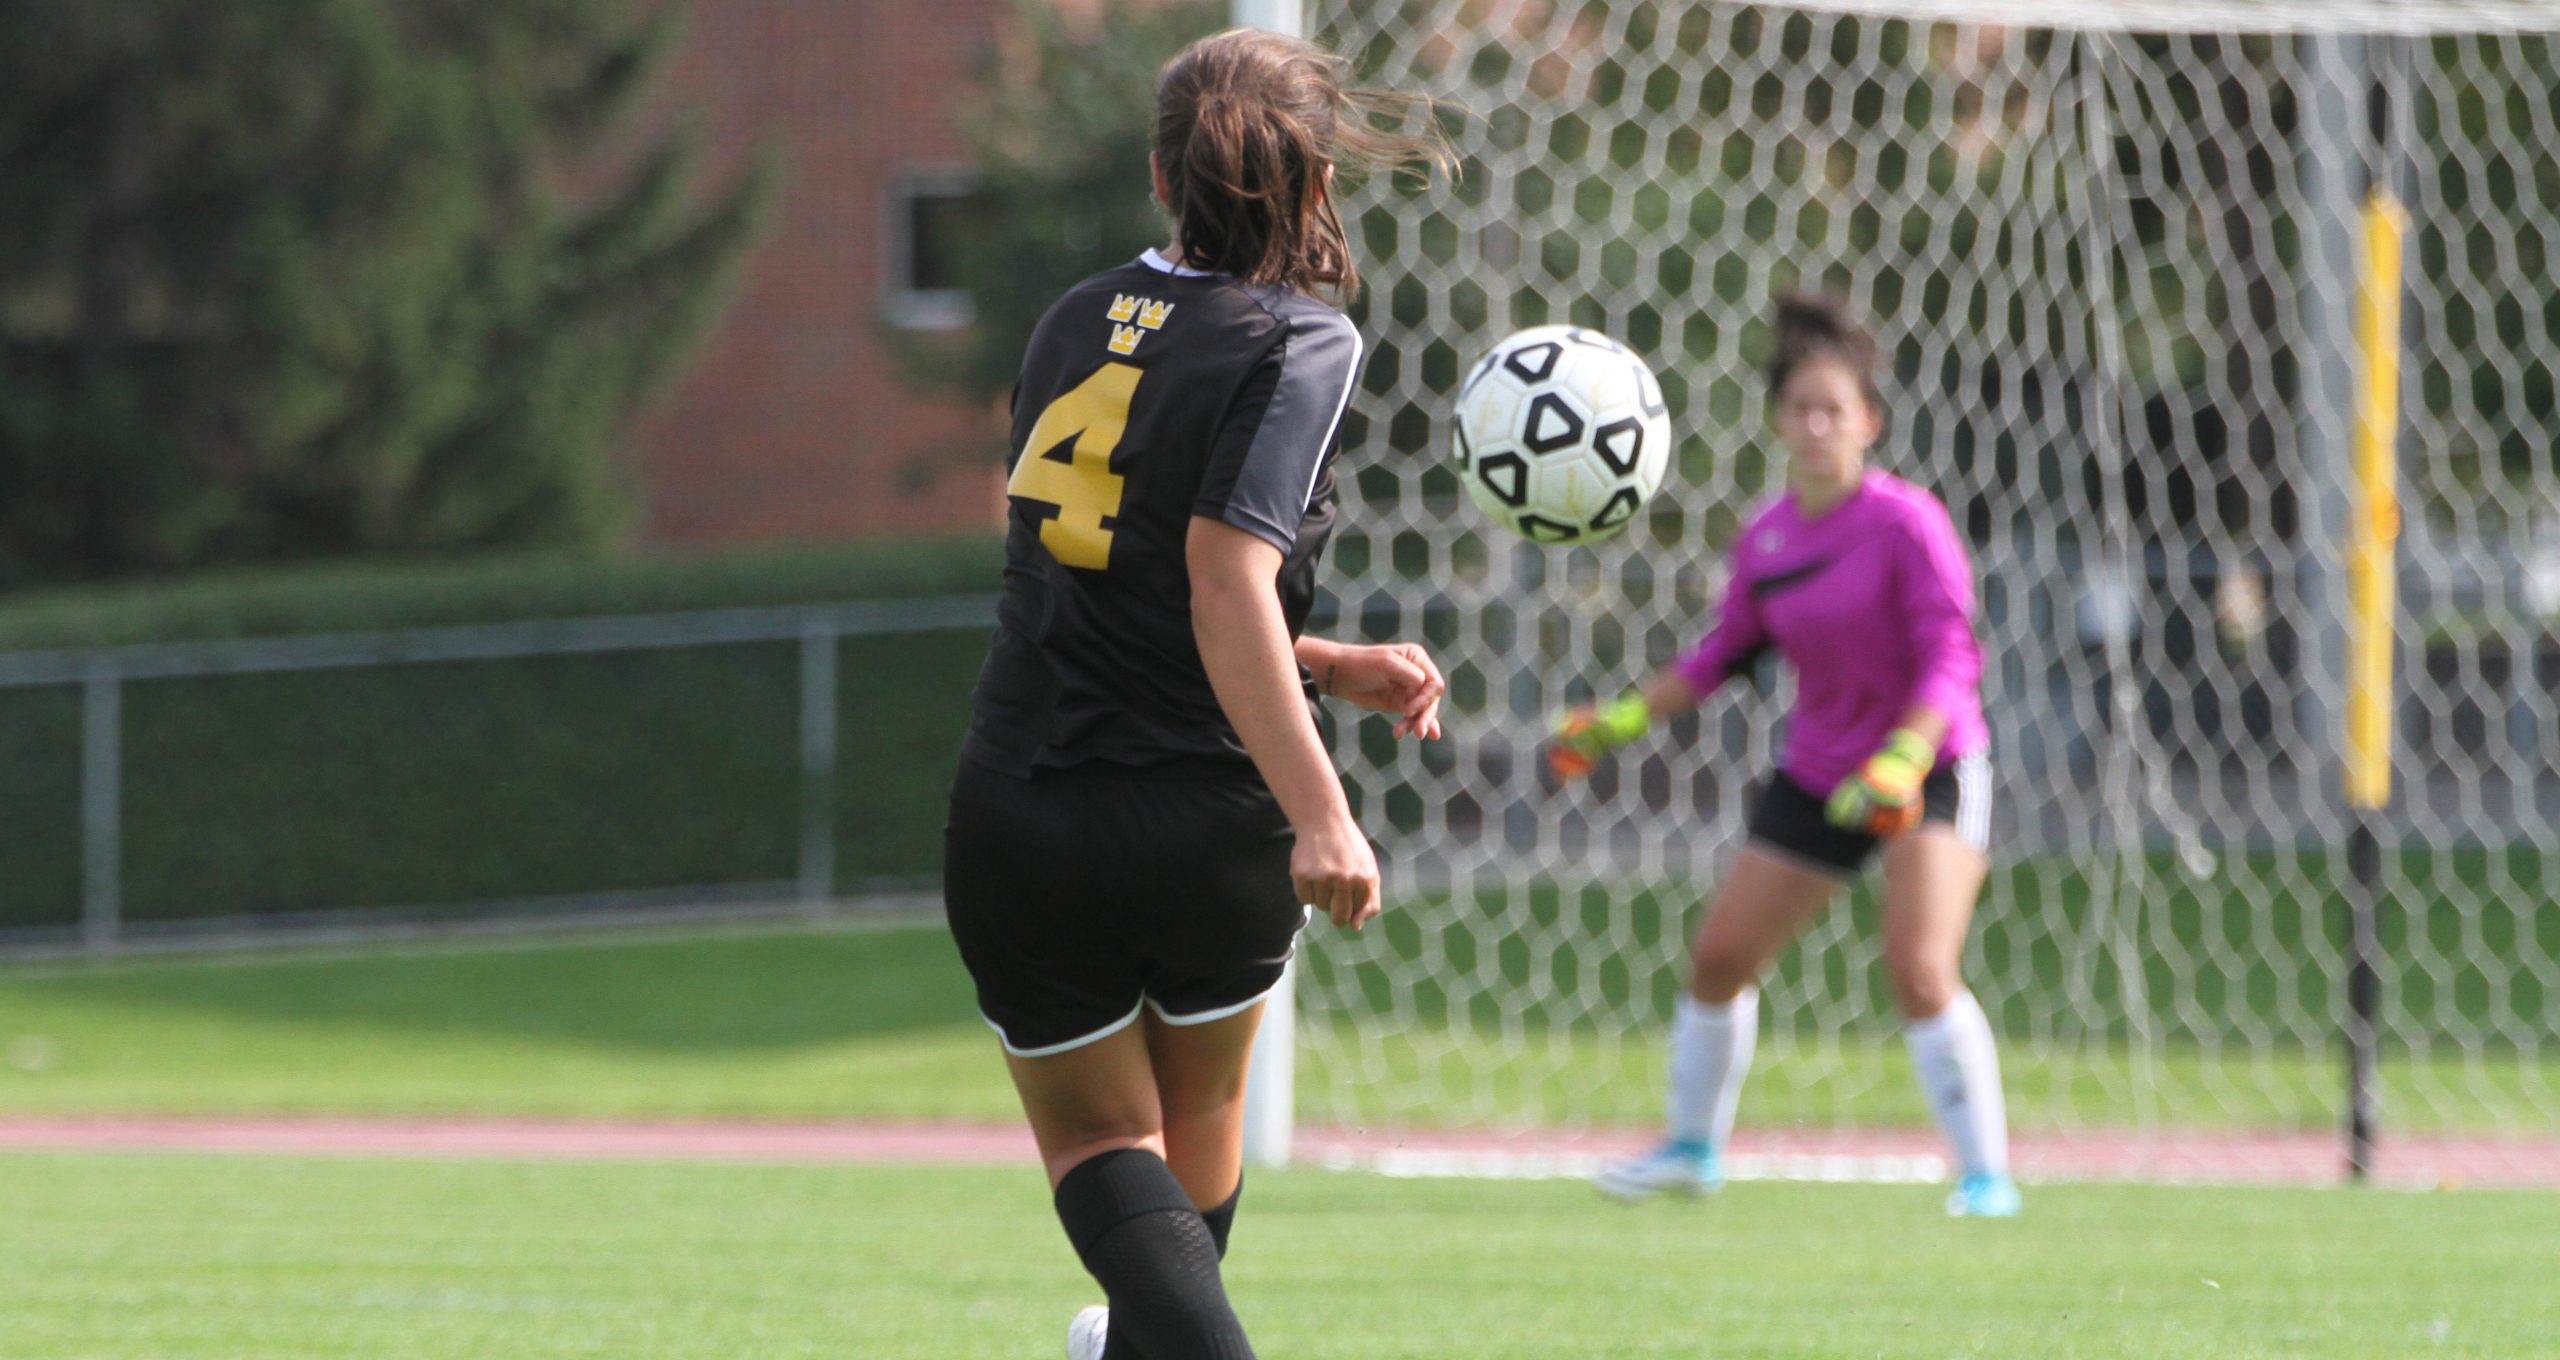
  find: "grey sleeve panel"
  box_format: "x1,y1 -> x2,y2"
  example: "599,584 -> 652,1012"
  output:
1195,303 -> 1362,554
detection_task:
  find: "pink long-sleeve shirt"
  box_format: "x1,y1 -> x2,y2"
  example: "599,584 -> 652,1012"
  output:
1672,470 -> 1988,796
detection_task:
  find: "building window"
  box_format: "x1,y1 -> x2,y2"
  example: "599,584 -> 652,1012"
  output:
883,169 -> 979,330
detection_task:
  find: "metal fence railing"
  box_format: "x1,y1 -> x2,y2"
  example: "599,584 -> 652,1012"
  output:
0,595 -> 996,955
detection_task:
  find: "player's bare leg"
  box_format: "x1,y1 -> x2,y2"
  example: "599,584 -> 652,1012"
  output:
1880,826 -> 2017,1216
1008,1024 -> 1257,1358
1877,825 -> 1986,1020
1145,1003 -> 1264,1211
1007,1026 -> 1167,1188
1688,846 -> 1842,1004
1597,848 -> 1838,1200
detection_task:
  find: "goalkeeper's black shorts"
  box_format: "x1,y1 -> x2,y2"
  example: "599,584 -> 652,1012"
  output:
1744,751 -> 1992,880
942,756 -> 1308,1057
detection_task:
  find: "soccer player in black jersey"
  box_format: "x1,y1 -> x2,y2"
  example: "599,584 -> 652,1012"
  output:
941,29 -> 1451,1360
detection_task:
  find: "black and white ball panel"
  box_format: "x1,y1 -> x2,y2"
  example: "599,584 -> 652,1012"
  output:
1451,324 -> 1673,546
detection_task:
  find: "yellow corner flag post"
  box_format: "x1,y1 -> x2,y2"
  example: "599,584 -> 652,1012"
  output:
2343,190 -> 2404,1184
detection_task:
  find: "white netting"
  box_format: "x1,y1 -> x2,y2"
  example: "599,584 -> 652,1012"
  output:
1300,1 -> 2560,1163
1777,2 -> 2560,35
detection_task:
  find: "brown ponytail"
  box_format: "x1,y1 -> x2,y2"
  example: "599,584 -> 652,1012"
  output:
1769,292 -> 1885,414
1154,29 -> 1453,303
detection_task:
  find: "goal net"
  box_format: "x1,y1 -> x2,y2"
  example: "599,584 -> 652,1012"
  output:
1294,0 -> 2560,1177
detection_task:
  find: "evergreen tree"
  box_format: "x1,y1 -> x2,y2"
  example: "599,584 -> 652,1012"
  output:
0,0 -> 770,583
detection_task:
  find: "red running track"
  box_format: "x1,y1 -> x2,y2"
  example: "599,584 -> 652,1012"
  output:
2,1117 -> 2555,1190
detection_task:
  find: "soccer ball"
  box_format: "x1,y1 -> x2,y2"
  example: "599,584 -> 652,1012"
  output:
1451,325 -> 1672,545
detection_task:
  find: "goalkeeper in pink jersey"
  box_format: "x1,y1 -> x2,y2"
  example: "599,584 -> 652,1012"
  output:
1549,294 -> 2018,1217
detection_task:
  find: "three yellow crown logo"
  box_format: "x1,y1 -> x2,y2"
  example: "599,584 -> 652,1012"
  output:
1104,293 -> 1173,355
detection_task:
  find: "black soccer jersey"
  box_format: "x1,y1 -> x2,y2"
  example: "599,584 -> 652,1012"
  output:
962,249 -> 1361,777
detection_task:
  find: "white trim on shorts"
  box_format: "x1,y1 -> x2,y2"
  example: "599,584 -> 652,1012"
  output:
1144,905 -> 1311,1027
982,997 -> 1145,1059
1947,749 -> 1992,852
982,908 -> 1313,1054
1146,978 -> 1282,1027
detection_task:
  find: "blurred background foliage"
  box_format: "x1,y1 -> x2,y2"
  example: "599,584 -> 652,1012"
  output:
0,0 -> 772,586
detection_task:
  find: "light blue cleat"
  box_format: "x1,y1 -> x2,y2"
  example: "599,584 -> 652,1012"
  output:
1946,1172 -> 2023,1218
1592,1140 -> 1724,1201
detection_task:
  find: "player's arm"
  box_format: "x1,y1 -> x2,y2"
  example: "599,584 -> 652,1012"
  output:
1635,667 -> 1706,718
1296,634 -> 1445,740
1543,670 -> 1699,782
1826,508 -> 1980,834
1191,517 -> 1381,930
1891,501 -> 1983,740
1545,558 -> 1764,782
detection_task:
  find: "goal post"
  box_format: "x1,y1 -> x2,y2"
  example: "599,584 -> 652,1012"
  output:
2344,182 -> 2408,1180
1228,0 -> 1305,38
1274,0 -> 2560,1180
1234,0 -> 1308,1172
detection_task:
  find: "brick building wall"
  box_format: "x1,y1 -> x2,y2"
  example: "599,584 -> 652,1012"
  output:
626,0 -> 1017,545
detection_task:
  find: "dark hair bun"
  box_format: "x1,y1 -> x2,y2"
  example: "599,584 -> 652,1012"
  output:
1774,292 -> 1862,354
1766,291 -> 1884,411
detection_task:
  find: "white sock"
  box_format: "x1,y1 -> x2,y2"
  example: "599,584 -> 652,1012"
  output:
1666,990 -> 1756,1150
1903,990 -> 2010,1178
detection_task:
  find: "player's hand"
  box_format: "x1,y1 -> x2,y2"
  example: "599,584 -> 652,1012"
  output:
1824,728 -> 1935,836
1292,813 -> 1382,931
1320,642 -> 1445,740
1543,692 -> 1652,783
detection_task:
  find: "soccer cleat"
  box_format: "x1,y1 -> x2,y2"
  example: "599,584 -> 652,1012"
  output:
1945,1172 -> 2022,1218
1591,1141 -> 1724,1201
1065,1304 -> 1109,1360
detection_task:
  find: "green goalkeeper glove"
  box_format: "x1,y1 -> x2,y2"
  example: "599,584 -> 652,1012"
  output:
1545,692 -> 1653,782
1824,727 -> 1936,836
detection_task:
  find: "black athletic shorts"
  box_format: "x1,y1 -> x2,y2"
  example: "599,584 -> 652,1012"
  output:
943,756 -> 1308,1057
1743,750 -> 1992,880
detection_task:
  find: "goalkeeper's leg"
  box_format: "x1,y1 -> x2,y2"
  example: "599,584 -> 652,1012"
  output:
1596,848 -> 1837,1200
1880,797 -> 2017,1217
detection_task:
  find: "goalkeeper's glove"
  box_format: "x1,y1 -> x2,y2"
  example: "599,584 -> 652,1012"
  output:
1824,727 -> 1936,837
1545,692 -> 1653,782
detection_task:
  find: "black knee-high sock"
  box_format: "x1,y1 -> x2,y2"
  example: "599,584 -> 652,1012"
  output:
1100,1176 -> 1245,1359
1202,1176 -> 1241,1259
1054,1149 -> 1254,1360
1100,1317 -> 1148,1359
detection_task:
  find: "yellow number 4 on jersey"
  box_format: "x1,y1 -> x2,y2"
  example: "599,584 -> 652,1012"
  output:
1009,363 -> 1141,570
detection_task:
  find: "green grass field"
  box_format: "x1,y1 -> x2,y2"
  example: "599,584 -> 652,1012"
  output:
3,1152 -> 2552,1359
0,919 -> 1010,1121
6,918 -> 2557,1358
3,916 -> 2551,1135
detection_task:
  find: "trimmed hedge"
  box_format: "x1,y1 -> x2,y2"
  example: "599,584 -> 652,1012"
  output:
0,539 -> 1003,932
0,537 -> 1002,650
